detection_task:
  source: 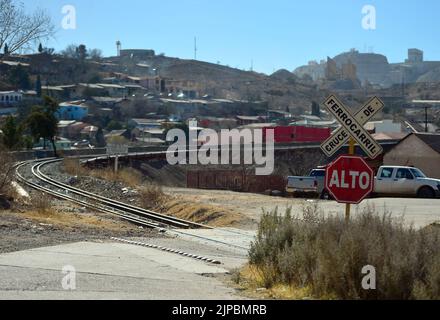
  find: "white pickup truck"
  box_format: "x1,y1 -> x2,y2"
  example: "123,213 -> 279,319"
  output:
286,168 -> 329,199
374,166 -> 440,198
287,165 -> 440,199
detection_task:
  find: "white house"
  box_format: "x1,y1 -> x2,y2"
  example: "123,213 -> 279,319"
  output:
364,120 -> 402,134
0,91 -> 23,105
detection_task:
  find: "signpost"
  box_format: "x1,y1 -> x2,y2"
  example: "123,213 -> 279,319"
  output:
107,144 -> 129,173
321,96 -> 384,158
325,155 -> 374,205
321,94 -> 384,221
322,95 -> 383,159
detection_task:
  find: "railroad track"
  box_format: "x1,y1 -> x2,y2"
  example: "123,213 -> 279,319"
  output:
15,158 -> 257,253
15,158 -> 209,230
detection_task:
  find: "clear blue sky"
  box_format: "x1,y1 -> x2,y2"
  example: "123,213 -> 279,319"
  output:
25,0 -> 440,74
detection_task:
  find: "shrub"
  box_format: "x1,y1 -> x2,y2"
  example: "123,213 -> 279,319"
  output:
0,151 -> 17,201
248,205 -> 440,300
63,158 -> 86,176
139,184 -> 168,209
33,195 -> 53,215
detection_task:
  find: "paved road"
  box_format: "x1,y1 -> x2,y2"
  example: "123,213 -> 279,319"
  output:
318,197 -> 440,229
0,241 -> 244,300
167,188 -> 440,229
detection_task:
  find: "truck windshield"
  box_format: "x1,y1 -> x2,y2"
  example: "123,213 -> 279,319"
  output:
410,168 -> 426,178
310,170 -> 325,177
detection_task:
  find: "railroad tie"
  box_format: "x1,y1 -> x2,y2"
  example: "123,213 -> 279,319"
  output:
111,237 -> 221,265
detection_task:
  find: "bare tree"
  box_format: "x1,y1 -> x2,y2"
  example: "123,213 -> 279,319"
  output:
0,0 -> 54,58
61,44 -> 78,59
89,48 -> 103,61
0,149 -> 15,198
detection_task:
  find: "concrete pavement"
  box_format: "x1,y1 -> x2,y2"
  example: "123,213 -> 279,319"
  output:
0,241 -> 243,300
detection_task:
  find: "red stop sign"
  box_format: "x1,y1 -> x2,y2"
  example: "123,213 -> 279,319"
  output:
325,155 -> 374,204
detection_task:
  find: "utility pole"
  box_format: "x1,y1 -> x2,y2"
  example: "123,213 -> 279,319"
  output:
425,106 -> 430,132
194,37 -> 197,60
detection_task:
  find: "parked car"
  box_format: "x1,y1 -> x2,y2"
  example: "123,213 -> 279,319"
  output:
286,168 -> 330,199
374,166 -> 440,198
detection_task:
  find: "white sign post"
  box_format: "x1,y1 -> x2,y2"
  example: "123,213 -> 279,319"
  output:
107,144 -> 129,173
321,96 -> 384,157
320,94 -> 384,221
321,95 -> 384,159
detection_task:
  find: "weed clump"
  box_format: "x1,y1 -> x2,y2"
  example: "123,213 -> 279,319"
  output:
249,205 -> 440,300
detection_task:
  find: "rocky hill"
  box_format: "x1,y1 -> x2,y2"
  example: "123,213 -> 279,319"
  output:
293,49 -> 440,89
103,54 -> 326,109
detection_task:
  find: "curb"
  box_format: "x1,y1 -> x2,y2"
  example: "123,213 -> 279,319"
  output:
111,237 -> 222,265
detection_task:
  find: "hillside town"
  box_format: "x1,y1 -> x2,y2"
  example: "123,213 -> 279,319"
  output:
1,44 -> 440,179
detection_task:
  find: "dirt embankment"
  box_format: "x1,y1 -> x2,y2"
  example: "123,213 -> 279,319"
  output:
0,197 -> 157,254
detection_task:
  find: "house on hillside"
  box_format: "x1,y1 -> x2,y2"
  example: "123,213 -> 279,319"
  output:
198,117 -> 238,130
236,115 -> 264,126
105,129 -> 131,143
58,120 -> 88,140
364,120 -> 403,134
57,102 -> 89,121
383,133 -> 440,179
129,118 -> 165,130
42,86 -> 66,100
0,91 -> 22,105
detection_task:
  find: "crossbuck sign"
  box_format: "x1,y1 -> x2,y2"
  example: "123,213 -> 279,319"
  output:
321,95 -> 384,159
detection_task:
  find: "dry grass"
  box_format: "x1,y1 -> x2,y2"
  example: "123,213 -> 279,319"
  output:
63,158 -> 142,188
247,205 -> 440,300
157,197 -> 245,227
19,204 -> 138,232
20,210 -> 137,232
93,167 -> 142,188
32,196 -> 54,215
231,264 -> 315,300
63,158 -> 87,176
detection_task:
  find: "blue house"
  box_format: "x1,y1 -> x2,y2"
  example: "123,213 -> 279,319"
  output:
56,102 -> 89,121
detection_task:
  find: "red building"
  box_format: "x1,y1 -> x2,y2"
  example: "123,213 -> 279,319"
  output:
263,126 -> 331,144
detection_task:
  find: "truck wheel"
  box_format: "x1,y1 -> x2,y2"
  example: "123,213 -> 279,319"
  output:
417,187 -> 435,199
320,190 -> 330,200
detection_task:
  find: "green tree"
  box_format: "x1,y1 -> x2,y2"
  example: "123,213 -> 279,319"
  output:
38,43 -> 43,53
76,44 -> 87,60
1,116 -> 21,150
21,135 -> 34,150
35,75 -> 42,97
95,127 -> 106,147
83,86 -> 106,99
3,43 -> 8,55
26,96 -> 59,156
106,120 -> 123,131
8,65 -> 31,90
158,103 -> 176,117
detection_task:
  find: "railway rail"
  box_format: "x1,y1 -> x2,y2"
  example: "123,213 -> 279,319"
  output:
15,158 -> 254,252
15,158 -> 207,230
